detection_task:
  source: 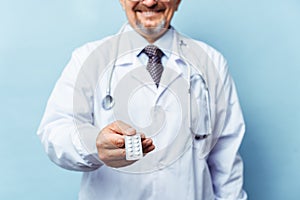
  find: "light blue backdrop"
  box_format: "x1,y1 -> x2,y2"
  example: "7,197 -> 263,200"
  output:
1,0 -> 299,199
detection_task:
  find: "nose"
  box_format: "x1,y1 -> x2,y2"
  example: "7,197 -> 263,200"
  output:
141,0 -> 158,7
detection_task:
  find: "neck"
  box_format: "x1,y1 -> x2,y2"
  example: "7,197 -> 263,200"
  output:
140,28 -> 169,43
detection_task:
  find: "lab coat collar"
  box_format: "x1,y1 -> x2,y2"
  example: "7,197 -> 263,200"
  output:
115,23 -> 186,71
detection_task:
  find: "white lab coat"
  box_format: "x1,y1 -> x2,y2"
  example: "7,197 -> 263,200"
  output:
37,24 -> 247,200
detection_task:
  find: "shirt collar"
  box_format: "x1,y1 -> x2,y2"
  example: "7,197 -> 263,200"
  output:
114,23 -> 185,70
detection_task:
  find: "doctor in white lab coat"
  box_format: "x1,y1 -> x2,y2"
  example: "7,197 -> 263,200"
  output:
38,0 -> 247,199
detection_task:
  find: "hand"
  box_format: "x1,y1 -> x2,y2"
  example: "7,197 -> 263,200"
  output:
96,120 -> 155,168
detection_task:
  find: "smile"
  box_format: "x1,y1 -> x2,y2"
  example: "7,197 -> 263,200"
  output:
139,11 -> 161,17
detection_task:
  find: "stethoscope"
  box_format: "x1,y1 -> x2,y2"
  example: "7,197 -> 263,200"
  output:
101,30 -> 212,139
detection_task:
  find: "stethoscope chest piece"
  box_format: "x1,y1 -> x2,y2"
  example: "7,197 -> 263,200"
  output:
102,94 -> 115,110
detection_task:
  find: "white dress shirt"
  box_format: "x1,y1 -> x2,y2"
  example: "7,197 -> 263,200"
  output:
37,23 -> 247,200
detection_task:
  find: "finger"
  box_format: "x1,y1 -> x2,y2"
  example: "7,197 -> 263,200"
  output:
142,138 -> 155,153
100,133 -> 125,149
100,148 -> 127,161
106,160 -> 136,168
110,135 -> 125,149
109,120 -> 136,136
141,138 -> 153,148
140,133 -> 146,139
143,144 -> 155,154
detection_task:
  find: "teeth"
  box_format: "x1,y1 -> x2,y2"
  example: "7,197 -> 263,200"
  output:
143,11 -> 157,17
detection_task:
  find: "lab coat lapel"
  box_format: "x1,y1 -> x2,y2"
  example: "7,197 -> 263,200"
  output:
156,54 -> 184,101
157,68 -> 181,95
155,29 -> 186,100
128,59 -> 157,94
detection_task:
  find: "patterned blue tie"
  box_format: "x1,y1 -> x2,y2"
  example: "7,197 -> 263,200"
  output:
143,45 -> 164,87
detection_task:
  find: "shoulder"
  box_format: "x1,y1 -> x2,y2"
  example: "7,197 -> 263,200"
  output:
71,35 -> 114,65
175,31 -> 230,84
59,35 -> 115,80
190,37 -> 228,70
181,35 -> 230,80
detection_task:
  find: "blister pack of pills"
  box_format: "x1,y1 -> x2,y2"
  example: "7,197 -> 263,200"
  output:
125,134 -> 143,161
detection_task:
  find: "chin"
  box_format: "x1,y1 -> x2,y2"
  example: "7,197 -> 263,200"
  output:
136,19 -> 167,38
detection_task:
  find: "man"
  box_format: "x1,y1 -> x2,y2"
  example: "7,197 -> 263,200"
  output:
38,0 -> 247,199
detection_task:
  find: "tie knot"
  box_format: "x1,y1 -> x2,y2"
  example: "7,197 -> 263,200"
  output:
143,45 -> 163,59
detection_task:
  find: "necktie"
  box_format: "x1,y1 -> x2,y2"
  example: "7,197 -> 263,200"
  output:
143,45 -> 164,87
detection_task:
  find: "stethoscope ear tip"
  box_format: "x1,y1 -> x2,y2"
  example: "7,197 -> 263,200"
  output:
102,95 -> 115,110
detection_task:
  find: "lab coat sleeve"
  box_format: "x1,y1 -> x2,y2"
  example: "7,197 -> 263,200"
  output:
37,46 -> 103,171
207,59 -> 247,199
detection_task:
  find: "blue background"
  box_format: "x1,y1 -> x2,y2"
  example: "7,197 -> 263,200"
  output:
1,0 -> 299,199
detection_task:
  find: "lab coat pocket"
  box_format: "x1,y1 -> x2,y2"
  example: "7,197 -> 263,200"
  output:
191,112 -> 211,157
192,136 -> 213,160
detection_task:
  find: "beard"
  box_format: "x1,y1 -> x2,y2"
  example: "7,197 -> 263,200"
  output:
136,19 -> 167,37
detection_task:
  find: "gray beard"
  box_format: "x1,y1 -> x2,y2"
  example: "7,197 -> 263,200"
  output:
136,19 -> 166,37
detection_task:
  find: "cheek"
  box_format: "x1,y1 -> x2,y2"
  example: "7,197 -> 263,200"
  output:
125,10 -> 141,29
125,9 -> 136,22
164,10 -> 175,23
